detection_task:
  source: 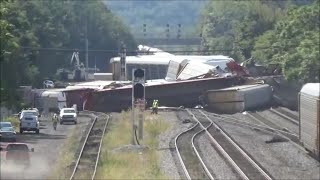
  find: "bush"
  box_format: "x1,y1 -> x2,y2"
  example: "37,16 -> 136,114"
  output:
3,116 -> 20,130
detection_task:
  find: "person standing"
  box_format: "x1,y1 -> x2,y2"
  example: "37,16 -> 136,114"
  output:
52,113 -> 59,130
151,99 -> 159,114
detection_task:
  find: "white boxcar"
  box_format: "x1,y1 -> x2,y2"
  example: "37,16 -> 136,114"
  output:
299,83 -> 320,159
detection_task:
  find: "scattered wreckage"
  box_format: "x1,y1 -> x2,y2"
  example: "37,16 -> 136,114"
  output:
19,45 -> 282,113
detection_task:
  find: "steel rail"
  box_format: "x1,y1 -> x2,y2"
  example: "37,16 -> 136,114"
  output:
197,110 -> 273,180
191,121 -> 215,180
91,114 -> 110,180
206,113 -> 298,137
69,113 -> 109,180
175,121 -> 199,180
70,115 -> 98,180
246,112 -> 307,153
203,111 -> 308,153
268,108 -> 299,125
186,109 -> 249,180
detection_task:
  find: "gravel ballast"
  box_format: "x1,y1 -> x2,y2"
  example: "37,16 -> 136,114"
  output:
157,110 -> 193,179
257,110 -> 299,135
197,134 -> 239,179
212,114 -> 320,179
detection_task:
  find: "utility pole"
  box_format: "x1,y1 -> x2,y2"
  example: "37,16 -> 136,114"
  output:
143,24 -> 147,38
85,16 -> 89,69
166,24 -> 170,39
120,44 -> 127,81
94,56 -> 97,73
177,24 -> 181,39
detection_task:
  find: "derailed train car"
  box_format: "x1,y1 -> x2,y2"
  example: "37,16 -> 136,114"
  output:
84,76 -> 245,112
110,51 -> 236,81
205,84 -> 273,113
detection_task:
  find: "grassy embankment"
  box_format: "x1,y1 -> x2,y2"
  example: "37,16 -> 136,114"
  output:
95,109 -> 170,179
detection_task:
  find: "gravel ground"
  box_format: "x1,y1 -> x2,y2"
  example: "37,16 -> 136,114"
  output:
211,114 -> 320,179
257,110 -> 299,135
157,110 -> 193,179
196,134 -> 239,179
0,114 -> 92,180
205,111 -> 266,128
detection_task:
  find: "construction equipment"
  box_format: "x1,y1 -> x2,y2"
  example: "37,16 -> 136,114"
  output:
70,52 -> 86,81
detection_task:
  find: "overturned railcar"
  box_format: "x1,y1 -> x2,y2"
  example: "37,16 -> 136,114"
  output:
84,77 -> 244,112
205,84 -> 273,113
299,83 -> 320,160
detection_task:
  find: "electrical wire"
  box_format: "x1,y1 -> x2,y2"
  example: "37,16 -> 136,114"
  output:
20,45 -> 296,54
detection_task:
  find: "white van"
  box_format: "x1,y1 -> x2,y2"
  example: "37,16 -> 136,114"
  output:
19,110 -> 40,134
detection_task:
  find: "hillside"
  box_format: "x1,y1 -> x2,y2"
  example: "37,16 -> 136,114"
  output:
104,0 -> 207,38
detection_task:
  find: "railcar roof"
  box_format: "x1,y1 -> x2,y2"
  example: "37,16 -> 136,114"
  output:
300,83 -> 320,98
110,55 -> 233,65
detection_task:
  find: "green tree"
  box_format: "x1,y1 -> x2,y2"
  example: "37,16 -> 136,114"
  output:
0,0 -> 136,107
253,2 -> 319,82
104,0 -> 206,38
201,1 -> 283,61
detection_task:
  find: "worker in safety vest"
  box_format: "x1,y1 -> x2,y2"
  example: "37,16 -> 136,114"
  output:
151,99 -> 159,114
52,113 -> 59,130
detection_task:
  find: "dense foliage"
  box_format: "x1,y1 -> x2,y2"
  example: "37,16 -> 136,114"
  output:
201,0 -> 319,82
0,0 -> 136,107
252,2 -> 319,82
104,0 -> 206,38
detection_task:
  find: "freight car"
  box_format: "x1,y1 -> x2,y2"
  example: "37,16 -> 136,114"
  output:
205,84 -> 273,113
110,48 -> 235,81
299,83 -> 320,160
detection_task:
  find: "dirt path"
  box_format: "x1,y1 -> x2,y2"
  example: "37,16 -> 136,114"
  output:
0,115 -> 91,180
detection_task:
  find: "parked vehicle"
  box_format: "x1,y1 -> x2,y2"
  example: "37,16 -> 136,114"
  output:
43,80 -> 55,88
59,108 -> 78,124
0,122 -> 16,142
19,109 -> 40,134
0,143 -> 34,167
19,109 -> 40,121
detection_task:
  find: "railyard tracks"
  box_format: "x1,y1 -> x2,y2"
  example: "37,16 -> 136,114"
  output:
175,120 -> 213,180
268,107 -> 299,125
187,109 -> 273,180
70,112 -> 110,180
205,112 -> 298,141
246,111 -> 300,143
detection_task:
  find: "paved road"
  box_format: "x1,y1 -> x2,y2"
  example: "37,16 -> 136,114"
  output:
0,115 -> 91,179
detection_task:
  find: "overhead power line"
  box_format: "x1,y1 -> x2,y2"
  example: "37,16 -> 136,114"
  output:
20,45 -> 298,54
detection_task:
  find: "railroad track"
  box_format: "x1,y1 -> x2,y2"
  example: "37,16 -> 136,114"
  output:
204,112 -> 297,139
69,112 -> 110,180
268,107 -> 299,125
247,111 -> 299,144
187,109 -> 273,180
175,112 -> 214,180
